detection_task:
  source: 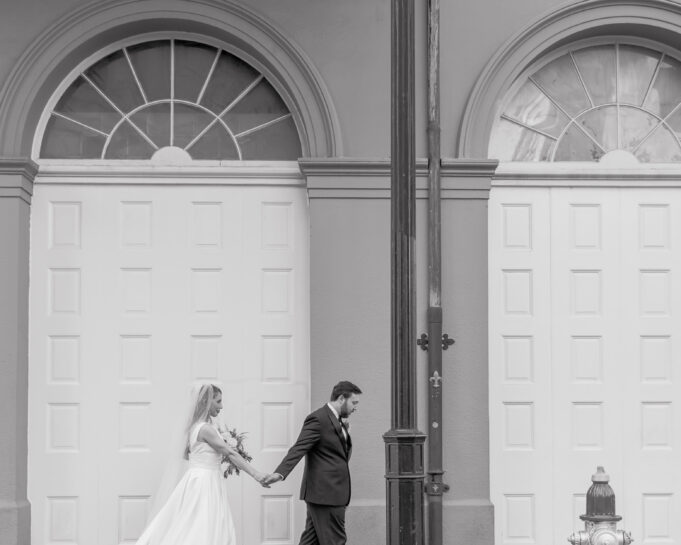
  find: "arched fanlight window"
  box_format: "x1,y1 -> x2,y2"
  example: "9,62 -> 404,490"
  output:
40,39 -> 302,160
489,42 -> 681,162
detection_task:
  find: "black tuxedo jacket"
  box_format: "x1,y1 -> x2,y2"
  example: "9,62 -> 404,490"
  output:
274,404 -> 352,506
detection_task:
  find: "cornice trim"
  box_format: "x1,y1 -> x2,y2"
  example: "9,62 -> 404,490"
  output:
0,158 -> 37,203
493,179 -> 681,187
300,158 -> 498,177
301,158 -> 495,199
0,158 -> 39,180
441,159 -> 498,178
35,161 -> 302,183
299,158 -> 428,177
493,162 -> 681,187
0,189 -> 32,204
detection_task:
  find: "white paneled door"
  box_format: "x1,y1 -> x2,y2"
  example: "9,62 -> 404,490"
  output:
490,186 -> 681,545
28,171 -> 309,545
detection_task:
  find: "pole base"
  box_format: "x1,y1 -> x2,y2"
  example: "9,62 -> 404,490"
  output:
384,430 -> 426,545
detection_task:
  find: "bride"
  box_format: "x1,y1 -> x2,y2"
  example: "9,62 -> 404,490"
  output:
136,383 -> 269,545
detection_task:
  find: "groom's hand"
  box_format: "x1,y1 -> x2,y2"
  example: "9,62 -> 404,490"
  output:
262,473 -> 283,486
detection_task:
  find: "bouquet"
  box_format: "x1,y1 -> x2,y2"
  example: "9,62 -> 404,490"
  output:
218,425 -> 252,478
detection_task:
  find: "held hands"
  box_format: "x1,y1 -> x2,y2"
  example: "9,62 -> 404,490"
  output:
254,471 -> 271,488
250,470 -> 283,487
261,473 -> 284,487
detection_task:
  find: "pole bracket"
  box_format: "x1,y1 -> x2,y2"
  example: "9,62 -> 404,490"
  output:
442,334 -> 455,350
424,481 -> 450,496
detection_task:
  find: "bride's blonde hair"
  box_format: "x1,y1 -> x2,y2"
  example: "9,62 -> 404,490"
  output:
183,383 -> 222,459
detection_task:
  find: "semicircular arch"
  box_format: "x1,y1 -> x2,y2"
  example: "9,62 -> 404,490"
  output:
0,0 -> 342,159
459,0 -> 681,159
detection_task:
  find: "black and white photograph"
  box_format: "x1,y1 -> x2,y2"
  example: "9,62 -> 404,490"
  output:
1,1 -> 680,544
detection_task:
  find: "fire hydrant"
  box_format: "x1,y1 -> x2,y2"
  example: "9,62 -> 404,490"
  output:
568,467 -> 633,545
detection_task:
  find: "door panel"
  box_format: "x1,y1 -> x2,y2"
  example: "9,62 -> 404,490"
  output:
489,190 -> 553,545
549,189 -> 624,543
29,180 -> 309,545
490,186 -> 681,545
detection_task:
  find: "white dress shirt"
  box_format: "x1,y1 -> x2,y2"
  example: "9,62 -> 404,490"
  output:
327,402 -> 348,441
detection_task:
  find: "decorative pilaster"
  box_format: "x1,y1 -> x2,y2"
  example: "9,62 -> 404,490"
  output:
0,158 -> 37,545
440,157 -> 496,545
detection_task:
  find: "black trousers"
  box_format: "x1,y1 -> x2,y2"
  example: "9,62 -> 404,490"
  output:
299,502 -> 346,545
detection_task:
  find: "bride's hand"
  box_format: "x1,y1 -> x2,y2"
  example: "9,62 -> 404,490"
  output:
254,471 -> 271,488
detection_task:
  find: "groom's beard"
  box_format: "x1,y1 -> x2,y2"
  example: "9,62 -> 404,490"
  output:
339,400 -> 351,418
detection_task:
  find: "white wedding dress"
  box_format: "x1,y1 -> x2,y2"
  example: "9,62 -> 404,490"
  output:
136,421 -> 237,545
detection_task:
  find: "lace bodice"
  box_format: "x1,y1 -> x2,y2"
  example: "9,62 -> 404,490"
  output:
188,422 -> 222,469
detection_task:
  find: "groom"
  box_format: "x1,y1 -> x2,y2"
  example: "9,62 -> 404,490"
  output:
264,380 -> 362,545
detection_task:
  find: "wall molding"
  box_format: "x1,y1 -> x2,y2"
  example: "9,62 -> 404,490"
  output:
0,158 -> 38,203
493,162 -> 681,187
300,158 -> 496,199
35,161 -> 304,186
0,0 -> 341,158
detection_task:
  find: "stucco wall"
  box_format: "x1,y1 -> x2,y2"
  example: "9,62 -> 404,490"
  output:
441,193 -> 493,545
305,160 -> 494,545
0,0 -> 575,159
439,0 -> 565,154
308,191 -> 425,543
9,0 -> 681,159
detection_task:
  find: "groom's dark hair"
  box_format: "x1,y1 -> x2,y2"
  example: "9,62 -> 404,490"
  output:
330,381 -> 362,401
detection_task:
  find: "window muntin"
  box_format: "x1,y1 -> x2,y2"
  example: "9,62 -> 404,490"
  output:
40,39 -> 302,160
489,43 -> 681,162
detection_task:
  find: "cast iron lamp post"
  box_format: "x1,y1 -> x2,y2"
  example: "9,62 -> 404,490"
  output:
384,0 -> 426,544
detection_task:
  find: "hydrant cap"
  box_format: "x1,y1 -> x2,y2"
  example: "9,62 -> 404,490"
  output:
592,466 -> 610,484
581,466 -> 621,522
